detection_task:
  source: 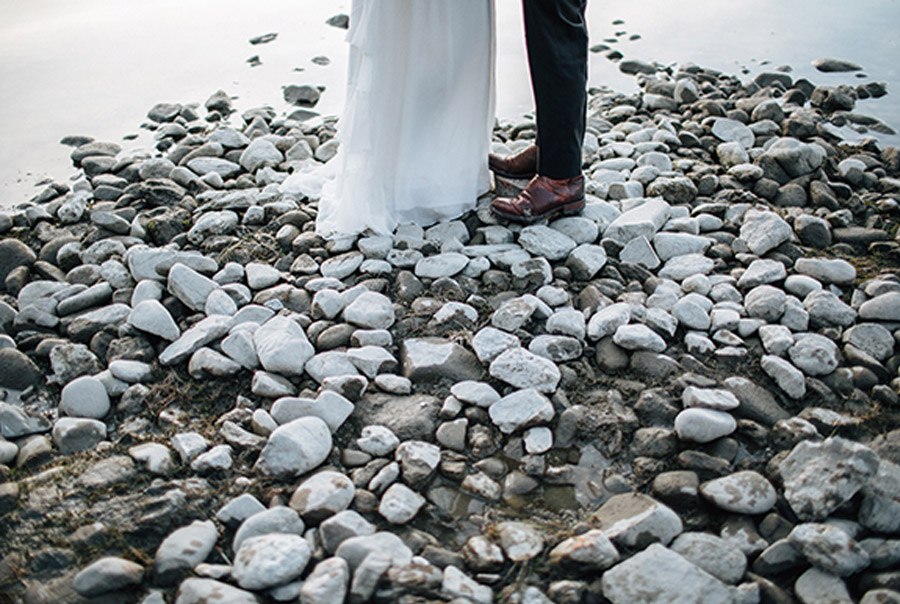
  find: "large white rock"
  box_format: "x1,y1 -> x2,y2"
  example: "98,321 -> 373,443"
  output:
700,471 -> 777,514
232,533 -> 312,590
59,375 -> 110,419
255,417 -> 333,479
591,493 -> 683,549
167,263 -> 218,311
489,348 -> 560,393
128,300 -> 180,340
175,578 -> 258,604
601,544 -> 733,604
603,198 -> 671,246
740,209 -> 793,256
254,316 -> 314,377
518,225 -> 577,261
489,388 -> 555,434
154,520 -> 218,583
343,291 -> 396,329
780,437 -> 880,520
674,408 -> 737,443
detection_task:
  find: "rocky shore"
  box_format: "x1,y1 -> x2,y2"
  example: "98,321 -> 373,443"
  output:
0,55 -> 899,604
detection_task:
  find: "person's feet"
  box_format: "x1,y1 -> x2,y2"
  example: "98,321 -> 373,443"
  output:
488,144 -> 538,180
491,174 -> 585,224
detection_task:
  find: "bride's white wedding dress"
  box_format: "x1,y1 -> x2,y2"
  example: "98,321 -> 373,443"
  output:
314,0 -> 496,238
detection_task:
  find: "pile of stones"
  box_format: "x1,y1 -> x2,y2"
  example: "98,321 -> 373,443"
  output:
0,59 -> 898,604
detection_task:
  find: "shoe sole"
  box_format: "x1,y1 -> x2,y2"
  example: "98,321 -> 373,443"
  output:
491,197 -> 586,224
490,167 -> 537,180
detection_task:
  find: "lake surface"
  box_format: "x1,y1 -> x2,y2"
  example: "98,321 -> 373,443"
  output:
1,0 -> 898,206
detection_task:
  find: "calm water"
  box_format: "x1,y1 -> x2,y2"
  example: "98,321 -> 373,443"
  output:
1,0 -> 898,206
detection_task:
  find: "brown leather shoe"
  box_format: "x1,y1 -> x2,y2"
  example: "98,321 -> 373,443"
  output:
489,144 -> 538,179
491,174 -> 585,224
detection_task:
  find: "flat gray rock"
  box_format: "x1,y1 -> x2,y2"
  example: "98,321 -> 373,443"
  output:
401,337 -> 482,383
591,493 -> 683,549
518,225 -> 577,261
343,291 -> 395,329
603,198 -> 671,246
548,529 -> 619,571
159,315 -> 233,366
489,347 -> 560,392
671,532 -> 747,584
52,417 -> 106,454
788,333 -> 839,376
414,253 -> 469,278
780,437 -> 880,520
602,544 -> 732,604
788,523 -> 870,577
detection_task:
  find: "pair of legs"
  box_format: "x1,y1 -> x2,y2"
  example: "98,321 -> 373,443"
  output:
491,0 -> 589,222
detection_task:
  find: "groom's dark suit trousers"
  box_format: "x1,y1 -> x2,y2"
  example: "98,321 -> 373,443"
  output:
523,0 -> 589,180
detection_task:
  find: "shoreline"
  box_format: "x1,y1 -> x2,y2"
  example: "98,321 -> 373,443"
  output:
1,57 -> 899,603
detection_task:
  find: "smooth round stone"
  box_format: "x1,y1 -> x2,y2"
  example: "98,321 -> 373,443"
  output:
290,470 -> 355,521
232,533 -> 312,590
788,333 -> 839,376
700,471 -> 777,514
682,387 -> 740,411
154,520 -> 218,584
784,275 -> 823,298
414,253 -> 469,279
0,348 -> 42,390
128,300 -> 180,341
844,323 -> 895,361
73,556 -> 144,597
674,408 -> 737,443
450,381 -> 500,408
60,375 -> 110,419
254,417 -> 333,478
745,285 -> 786,321
859,292 -> 900,322
343,291 -> 395,330
712,118 -> 755,149
612,324 -> 667,353
175,578 -> 258,604
794,258 -> 856,286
